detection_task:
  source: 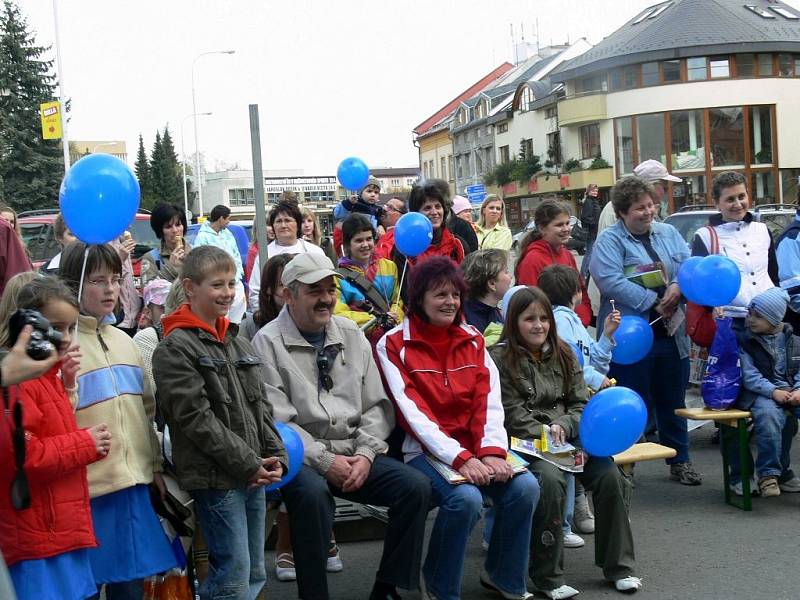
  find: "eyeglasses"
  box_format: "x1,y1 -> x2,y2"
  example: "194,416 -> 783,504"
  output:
316,350 -> 333,392
86,277 -> 123,288
385,204 -> 407,214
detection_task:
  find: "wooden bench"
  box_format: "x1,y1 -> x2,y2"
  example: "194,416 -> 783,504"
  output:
675,407 -> 753,511
613,442 -> 677,474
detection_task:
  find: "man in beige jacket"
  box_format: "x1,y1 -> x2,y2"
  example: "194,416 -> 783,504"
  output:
251,253 -> 431,600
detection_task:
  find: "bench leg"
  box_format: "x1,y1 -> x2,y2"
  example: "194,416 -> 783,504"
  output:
720,418 -> 752,511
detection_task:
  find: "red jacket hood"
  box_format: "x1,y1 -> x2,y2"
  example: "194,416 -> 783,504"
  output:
162,304 -> 230,342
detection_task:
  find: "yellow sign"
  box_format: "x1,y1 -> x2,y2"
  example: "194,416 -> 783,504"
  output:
40,101 -> 62,140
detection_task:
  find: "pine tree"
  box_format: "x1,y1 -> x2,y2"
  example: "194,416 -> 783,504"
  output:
134,134 -> 154,209
0,0 -> 65,212
158,125 -> 182,204
149,130 -> 164,203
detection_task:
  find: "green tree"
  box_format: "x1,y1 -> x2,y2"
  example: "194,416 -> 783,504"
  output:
0,0 -> 64,211
134,133 -> 154,208
158,125 -> 182,203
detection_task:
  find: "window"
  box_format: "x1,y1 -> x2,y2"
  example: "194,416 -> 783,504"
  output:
456,108 -> 467,126
610,66 -> 638,90
751,171 -> 776,205
545,106 -> 557,119
456,155 -> 463,178
616,117 -> 634,175
520,86 -> 534,111
499,145 -> 510,164
580,124 -> 601,159
745,5 -> 775,18
737,54 -> 755,77
475,99 -> 488,119
575,74 -> 607,94
440,157 -> 447,180
521,138 -> 534,160
637,113 -> 666,164
228,188 -> 254,206
779,54 -> 794,77
709,107 -> 744,166
710,56 -> 729,78
642,62 -> 659,86
498,122 -> 508,133
687,57 -> 707,80
662,60 -> 681,82
750,105 -> 772,164
546,132 -> 562,164
758,53 -> 774,76
448,156 -> 454,181
670,110 -> 705,170
674,175 -> 707,212
390,178 -> 401,187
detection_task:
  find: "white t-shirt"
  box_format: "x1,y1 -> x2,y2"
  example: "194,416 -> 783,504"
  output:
248,239 -> 325,308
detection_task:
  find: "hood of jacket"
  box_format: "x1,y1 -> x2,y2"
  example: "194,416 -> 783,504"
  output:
162,303 -> 230,342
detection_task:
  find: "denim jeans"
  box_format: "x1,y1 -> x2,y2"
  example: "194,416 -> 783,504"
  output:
410,455 -> 539,600
608,336 -> 691,463
190,487 -> 266,600
749,395 -> 800,478
580,237 -> 595,282
728,412 -> 799,485
280,457 -> 431,600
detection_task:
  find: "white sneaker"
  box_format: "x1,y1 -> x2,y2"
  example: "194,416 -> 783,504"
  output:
614,576 -> 642,593
729,479 -> 760,497
563,532 -> 585,548
479,568 -> 534,599
779,475 -> 800,492
573,494 -> 595,534
275,552 -> 296,581
326,551 -> 343,573
540,584 -> 580,599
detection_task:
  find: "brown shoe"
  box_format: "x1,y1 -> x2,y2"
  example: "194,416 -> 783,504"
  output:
758,476 -> 780,497
669,462 -> 702,485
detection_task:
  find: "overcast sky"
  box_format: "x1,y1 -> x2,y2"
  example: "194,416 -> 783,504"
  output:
20,1 -> 732,174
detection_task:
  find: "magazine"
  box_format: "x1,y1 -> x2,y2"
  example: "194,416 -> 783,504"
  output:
425,450 -> 530,485
624,262 -> 667,289
510,436 -> 585,473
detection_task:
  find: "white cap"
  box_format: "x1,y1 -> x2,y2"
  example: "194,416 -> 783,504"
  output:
634,159 -> 681,183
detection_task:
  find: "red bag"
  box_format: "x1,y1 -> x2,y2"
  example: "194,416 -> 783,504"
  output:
686,225 -> 718,348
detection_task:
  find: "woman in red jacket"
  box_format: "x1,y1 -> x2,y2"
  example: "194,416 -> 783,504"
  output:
377,257 -> 538,600
515,199 -> 592,326
0,276 -> 111,600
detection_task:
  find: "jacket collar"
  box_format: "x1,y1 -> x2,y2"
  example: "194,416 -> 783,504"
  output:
709,212 -> 754,227
275,305 -> 345,349
78,313 -> 116,331
401,313 -> 479,345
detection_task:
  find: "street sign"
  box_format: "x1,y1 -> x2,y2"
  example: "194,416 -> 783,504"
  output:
466,183 -> 486,203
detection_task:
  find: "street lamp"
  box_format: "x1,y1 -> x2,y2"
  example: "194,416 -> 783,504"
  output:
181,112 -> 212,221
191,49 -> 235,218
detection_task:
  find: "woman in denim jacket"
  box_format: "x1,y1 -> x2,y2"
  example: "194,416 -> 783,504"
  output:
589,176 -> 701,486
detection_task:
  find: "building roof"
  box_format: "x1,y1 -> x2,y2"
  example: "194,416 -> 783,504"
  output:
371,167 -> 420,177
413,62 -> 514,136
552,0 -> 800,81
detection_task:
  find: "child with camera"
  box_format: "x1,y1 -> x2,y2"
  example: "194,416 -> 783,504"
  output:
0,276 -> 112,600
59,242 -> 178,599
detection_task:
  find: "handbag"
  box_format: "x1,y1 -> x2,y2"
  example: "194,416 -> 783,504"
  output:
686,225 -> 719,348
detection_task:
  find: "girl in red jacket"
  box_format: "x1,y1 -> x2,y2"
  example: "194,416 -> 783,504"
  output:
515,199 -> 593,326
0,276 -> 112,600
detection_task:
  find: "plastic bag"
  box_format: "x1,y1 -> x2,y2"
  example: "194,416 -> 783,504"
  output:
143,568 -> 193,600
701,317 -> 741,410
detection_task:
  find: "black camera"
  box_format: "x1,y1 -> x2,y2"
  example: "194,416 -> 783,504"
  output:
8,308 -> 62,360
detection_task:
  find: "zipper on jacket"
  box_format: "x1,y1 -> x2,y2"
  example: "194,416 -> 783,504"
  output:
223,342 -> 257,450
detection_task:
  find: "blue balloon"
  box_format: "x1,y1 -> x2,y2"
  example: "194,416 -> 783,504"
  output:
265,422 -> 305,491
501,285 -> 528,321
579,386 -> 647,456
569,342 -> 585,367
59,154 -> 140,244
394,212 -> 433,257
691,255 -> 742,307
677,256 -> 703,304
337,156 -> 370,190
612,315 -> 654,365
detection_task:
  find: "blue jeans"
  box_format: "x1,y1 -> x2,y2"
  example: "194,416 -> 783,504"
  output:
609,336 -> 690,463
580,237 -> 595,281
409,455 -> 539,600
190,487 -> 266,600
750,395 -> 800,478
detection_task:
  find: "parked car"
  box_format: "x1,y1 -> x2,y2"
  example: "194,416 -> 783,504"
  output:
511,215 -> 587,255
664,203 -> 795,247
19,210 -> 159,288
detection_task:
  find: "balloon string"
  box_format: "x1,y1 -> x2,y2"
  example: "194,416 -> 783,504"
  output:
397,259 -> 409,297
73,247 -> 90,346
649,315 -> 663,326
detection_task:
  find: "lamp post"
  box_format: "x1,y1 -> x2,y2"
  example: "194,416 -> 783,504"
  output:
191,50 -> 235,218
181,112 -> 212,221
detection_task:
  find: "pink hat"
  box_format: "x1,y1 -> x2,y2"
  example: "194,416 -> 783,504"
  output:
452,195 -> 472,215
143,278 -> 171,307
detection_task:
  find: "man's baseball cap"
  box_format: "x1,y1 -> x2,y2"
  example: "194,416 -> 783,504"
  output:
281,253 -> 341,286
634,159 -> 681,183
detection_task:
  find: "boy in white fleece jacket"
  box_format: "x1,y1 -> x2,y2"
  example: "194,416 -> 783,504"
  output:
538,265 -> 620,391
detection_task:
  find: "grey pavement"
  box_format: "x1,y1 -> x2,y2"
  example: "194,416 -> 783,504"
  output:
263,426 -> 800,600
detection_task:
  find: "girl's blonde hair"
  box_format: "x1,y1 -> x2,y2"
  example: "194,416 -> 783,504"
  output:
477,194 -> 507,229
0,271 -> 39,347
301,207 -> 322,246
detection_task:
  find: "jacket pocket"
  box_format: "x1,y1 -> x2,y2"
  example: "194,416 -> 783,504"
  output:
198,356 -> 232,425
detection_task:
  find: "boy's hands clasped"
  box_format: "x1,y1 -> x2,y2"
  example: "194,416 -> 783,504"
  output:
249,457 -> 285,488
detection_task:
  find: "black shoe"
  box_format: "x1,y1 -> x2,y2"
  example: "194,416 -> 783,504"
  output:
369,581 -> 401,600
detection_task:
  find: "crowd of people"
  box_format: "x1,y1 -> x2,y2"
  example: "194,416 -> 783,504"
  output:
2,160 -> 800,600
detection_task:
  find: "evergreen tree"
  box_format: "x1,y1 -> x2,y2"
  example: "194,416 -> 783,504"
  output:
158,125 -> 182,204
0,0 -> 65,211
149,130 -> 164,203
134,133 -> 154,209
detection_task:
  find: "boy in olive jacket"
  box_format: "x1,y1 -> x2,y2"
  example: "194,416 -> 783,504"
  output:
153,246 -> 287,600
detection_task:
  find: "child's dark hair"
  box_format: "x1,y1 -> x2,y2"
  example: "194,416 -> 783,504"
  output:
461,249 -> 508,298
342,213 -> 376,251
407,256 -> 467,323
60,242 -> 122,295
182,246 -> 236,284
499,286 -> 575,393
537,265 -> 581,308
255,253 -> 295,328
515,198 -> 570,278
209,204 -> 231,222
16,275 -> 79,313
